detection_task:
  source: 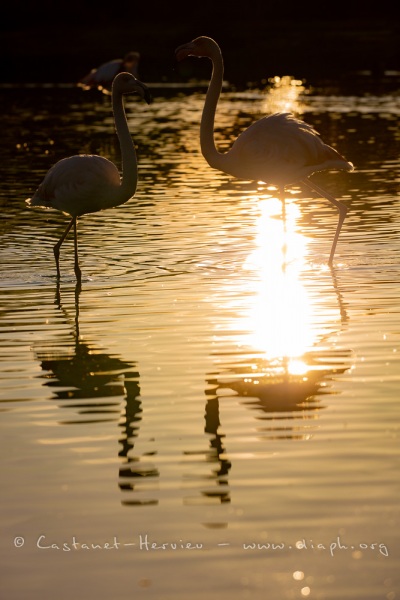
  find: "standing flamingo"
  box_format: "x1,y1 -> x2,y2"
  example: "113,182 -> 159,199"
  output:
27,72 -> 151,283
175,36 -> 353,264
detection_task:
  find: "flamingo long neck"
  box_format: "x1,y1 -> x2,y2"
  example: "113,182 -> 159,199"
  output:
201,44 -> 228,171
112,87 -> 138,206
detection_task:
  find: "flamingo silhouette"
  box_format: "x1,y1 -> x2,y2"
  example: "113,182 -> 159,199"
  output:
176,36 -> 353,264
27,73 -> 151,283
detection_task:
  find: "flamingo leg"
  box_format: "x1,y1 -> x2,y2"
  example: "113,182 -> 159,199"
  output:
53,216 -> 76,279
73,218 -> 82,284
302,179 -> 348,264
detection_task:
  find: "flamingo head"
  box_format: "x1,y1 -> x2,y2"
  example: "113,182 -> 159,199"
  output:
175,36 -> 220,61
112,72 -> 152,104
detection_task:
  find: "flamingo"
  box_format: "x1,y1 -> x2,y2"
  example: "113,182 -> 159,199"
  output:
175,36 -> 353,264
27,72 -> 151,283
79,51 -> 140,90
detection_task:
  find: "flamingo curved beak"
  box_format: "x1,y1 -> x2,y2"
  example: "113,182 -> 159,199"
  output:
136,81 -> 152,104
135,79 -> 153,104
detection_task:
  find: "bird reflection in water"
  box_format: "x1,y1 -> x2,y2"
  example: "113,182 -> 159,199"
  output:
193,387 -> 232,504
203,176 -> 353,445
32,283 -> 236,507
33,282 -> 158,506
206,258 -> 352,444
207,348 -> 352,443
195,340 -> 352,503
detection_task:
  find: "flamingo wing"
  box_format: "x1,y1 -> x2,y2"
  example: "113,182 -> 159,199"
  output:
28,155 -> 121,216
229,113 -> 351,185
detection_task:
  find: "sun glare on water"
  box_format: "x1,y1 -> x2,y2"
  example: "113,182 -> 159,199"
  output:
240,195 -> 315,371
261,75 -> 306,115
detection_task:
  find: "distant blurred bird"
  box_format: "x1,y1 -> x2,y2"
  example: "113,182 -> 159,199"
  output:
176,36 -> 353,264
27,73 -> 151,283
80,51 -> 140,90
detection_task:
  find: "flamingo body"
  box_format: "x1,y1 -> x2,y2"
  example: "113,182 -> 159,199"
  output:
27,72 -> 151,282
228,112 -> 352,186
29,155 -> 122,217
176,36 -> 353,263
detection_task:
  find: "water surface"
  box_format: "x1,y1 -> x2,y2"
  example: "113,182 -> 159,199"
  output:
1,74 -> 399,599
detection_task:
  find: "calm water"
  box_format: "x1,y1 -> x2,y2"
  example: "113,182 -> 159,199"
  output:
1,74 -> 399,599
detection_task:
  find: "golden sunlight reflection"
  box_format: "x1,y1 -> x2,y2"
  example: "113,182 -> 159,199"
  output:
261,76 -> 306,116
241,194 -> 314,367
208,193 -> 352,438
